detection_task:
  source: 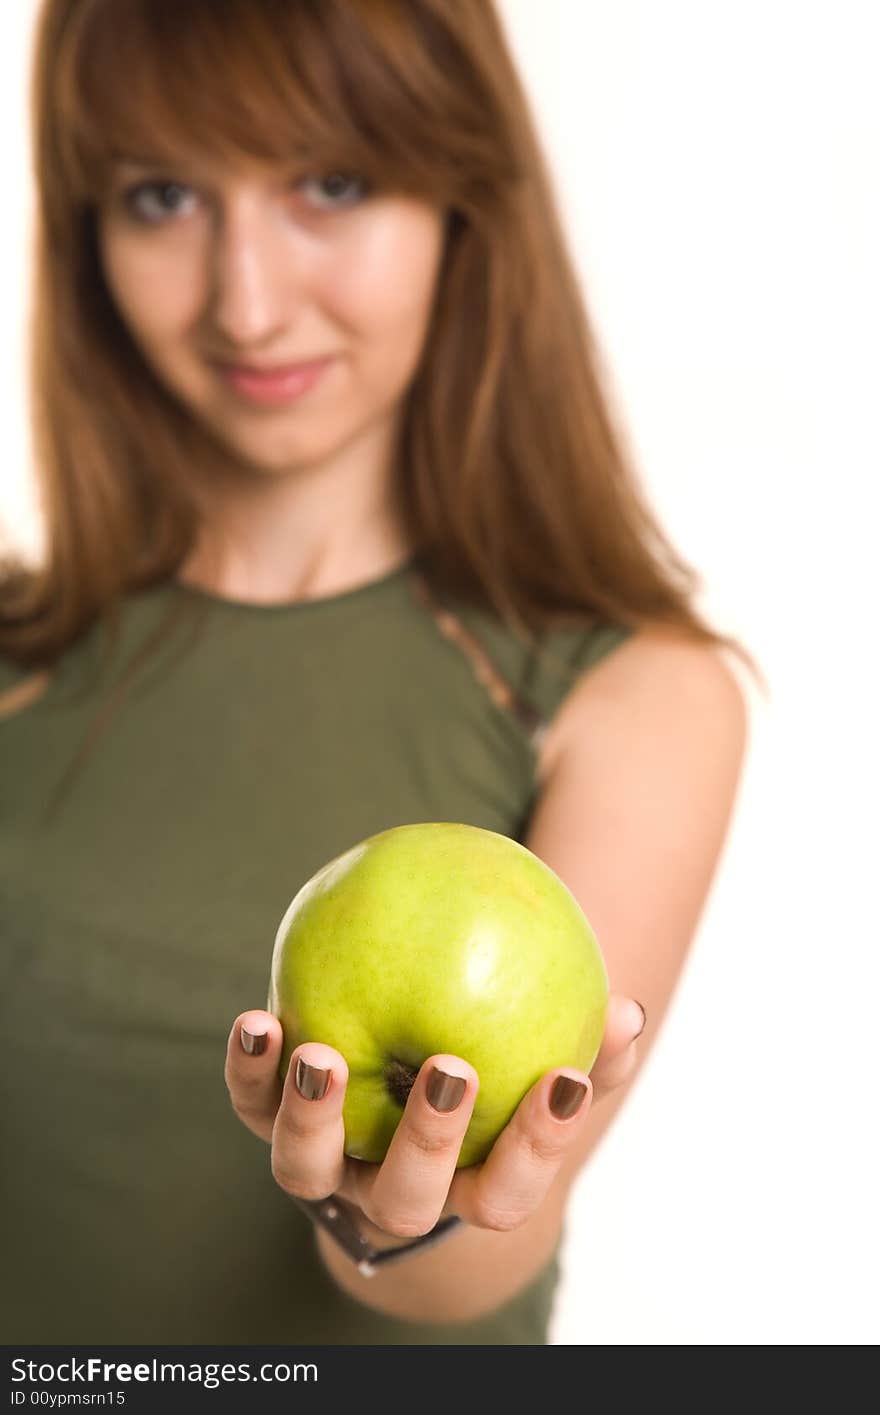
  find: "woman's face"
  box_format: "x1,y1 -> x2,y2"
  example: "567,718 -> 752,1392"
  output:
96,156 -> 447,477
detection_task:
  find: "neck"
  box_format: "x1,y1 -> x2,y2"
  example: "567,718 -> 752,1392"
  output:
177,416 -> 414,606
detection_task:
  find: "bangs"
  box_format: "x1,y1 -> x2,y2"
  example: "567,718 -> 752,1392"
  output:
54,0 -> 499,205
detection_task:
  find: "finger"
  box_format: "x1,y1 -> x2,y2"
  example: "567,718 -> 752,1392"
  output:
358,1055 -> 478,1238
593,994 -> 646,1065
454,1068 -> 593,1232
224,1010 -> 285,1144
590,995 -> 645,1099
270,1042 -> 349,1203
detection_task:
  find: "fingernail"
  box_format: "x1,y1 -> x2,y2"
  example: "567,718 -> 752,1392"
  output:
427,1067 -> 467,1113
550,1075 -> 588,1120
633,1001 -> 647,1038
241,1025 -> 268,1057
295,1056 -> 331,1101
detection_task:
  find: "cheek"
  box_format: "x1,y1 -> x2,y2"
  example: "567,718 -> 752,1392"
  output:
329,212 -> 444,365
99,232 -> 201,345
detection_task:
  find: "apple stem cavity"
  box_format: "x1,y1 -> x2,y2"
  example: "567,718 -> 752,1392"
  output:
384,1058 -> 420,1108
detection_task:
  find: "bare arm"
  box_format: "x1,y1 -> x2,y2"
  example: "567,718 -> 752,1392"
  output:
311,627 -> 750,1320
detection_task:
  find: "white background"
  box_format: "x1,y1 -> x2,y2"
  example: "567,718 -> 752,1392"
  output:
2,1 -> 877,1345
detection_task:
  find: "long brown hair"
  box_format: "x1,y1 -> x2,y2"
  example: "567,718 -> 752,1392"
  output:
1,0 -> 766,720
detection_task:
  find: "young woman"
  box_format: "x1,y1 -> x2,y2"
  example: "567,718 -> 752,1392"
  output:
0,0 -> 759,1345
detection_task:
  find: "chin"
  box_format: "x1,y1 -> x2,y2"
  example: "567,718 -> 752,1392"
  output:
196,415 -> 327,476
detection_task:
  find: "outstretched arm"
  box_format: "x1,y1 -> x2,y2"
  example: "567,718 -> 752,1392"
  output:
307,627 -> 749,1321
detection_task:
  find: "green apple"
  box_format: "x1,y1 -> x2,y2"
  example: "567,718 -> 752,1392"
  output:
267,821 -> 608,1168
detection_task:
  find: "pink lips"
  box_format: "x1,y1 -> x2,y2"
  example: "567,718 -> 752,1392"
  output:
214,356 -> 334,406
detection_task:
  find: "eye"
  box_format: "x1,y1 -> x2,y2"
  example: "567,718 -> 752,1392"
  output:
116,171 -> 370,226
299,172 -> 370,210
120,180 -> 198,225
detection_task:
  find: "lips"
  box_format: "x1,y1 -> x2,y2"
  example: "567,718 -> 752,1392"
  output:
213,355 -> 335,406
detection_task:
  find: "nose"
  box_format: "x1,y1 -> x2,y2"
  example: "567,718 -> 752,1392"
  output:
207,192 -> 306,349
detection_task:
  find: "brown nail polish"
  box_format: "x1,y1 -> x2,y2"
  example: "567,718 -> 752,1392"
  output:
241,1026 -> 268,1057
295,1056 -> 331,1101
426,1067 -> 466,1113
550,1075 -> 588,1120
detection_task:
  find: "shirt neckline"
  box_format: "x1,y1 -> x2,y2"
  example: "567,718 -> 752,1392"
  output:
167,554 -> 420,616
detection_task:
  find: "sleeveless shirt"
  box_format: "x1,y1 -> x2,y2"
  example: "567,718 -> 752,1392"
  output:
0,557 -> 632,1344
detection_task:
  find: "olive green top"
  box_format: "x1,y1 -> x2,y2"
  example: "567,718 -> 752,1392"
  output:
0,558 -> 631,1344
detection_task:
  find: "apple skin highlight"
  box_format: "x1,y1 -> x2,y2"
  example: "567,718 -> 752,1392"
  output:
268,821 -> 608,1168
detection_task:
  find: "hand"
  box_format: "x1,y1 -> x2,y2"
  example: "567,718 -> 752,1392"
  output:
224,993 -> 645,1239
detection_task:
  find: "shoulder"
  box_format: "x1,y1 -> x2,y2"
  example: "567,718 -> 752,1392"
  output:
525,625 -> 749,1002
536,623 -> 749,789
